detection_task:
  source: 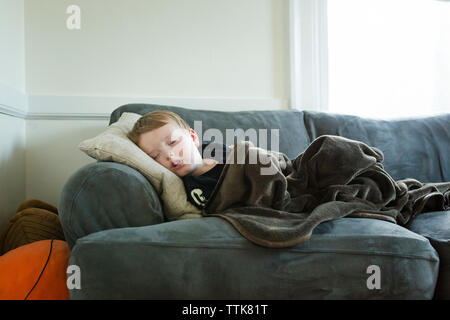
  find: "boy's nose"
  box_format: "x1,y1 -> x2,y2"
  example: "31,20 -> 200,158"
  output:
167,150 -> 182,163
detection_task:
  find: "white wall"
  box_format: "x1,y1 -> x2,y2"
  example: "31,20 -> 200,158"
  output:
25,119 -> 108,206
22,0 -> 290,208
0,115 -> 26,232
0,0 -> 26,231
0,0 -> 26,112
25,0 -> 289,114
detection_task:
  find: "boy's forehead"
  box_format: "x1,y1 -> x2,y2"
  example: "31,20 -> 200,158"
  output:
158,121 -> 187,137
139,122 -> 186,147
151,121 -> 183,135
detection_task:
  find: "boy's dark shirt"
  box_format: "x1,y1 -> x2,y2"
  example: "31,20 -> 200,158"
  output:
182,142 -> 231,209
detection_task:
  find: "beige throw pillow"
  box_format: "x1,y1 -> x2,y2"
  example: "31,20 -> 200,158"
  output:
78,112 -> 202,221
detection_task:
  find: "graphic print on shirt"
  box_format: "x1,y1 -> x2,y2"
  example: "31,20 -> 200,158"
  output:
191,188 -> 207,207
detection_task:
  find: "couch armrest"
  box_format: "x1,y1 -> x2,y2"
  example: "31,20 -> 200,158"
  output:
58,161 -> 164,249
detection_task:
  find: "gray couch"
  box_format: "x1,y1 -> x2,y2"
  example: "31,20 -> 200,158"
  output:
59,104 -> 450,299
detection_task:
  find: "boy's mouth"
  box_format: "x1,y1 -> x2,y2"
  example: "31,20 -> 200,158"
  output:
173,160 -> 184,170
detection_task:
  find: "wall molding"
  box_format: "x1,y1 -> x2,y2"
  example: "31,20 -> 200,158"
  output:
0,104 -> 27,119
0,83 -> 27,119
25,112 -> 111,120
2,93 -> 288,120
25,95 -> 289,120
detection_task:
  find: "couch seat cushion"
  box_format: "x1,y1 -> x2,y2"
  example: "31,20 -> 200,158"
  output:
69,217 -> 439,299
407,210 -> 450,299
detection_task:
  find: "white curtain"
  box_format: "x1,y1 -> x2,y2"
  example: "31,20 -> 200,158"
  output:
289,0 -> 328,112
327,0 -> 450,119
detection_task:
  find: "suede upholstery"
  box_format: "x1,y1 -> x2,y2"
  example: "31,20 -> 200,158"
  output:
302,111 -> 449,182
110,104 -> 311,161
69,217 -> 438,299
59,161 -> 164,248
59,104 -> 450,299
407,211 -> 450,300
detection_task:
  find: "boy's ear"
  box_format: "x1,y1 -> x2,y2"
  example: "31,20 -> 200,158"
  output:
189,129 -> 199,147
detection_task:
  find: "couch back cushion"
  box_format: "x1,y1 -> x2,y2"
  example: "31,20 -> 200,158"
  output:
303,111 -> 450,183
110,104 -> 311,160
110,104 -> 449,183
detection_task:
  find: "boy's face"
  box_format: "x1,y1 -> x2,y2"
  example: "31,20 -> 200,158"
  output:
137,121 -> 202,177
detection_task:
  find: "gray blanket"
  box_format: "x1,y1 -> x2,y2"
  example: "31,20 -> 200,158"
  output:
203,135 -> 450,248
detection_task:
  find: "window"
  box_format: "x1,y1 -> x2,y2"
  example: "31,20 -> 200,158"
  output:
327,0 -> 450,119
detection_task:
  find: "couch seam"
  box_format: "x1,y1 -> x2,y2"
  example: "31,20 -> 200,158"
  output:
74,239 -> 439,262
301,111 -> 313,145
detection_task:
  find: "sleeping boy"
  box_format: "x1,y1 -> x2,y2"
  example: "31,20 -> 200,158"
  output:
127,110 -> 233,209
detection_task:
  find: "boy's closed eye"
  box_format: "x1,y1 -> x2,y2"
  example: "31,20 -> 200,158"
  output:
150,140 -> 179,160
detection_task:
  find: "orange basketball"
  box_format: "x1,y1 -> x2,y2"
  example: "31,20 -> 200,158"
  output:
0,240 -> 70,300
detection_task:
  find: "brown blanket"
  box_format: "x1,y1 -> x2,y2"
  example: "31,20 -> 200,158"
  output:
204,135 -> 450,248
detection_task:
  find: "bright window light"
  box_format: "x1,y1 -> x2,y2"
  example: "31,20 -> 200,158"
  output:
327,0 -> 450,119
